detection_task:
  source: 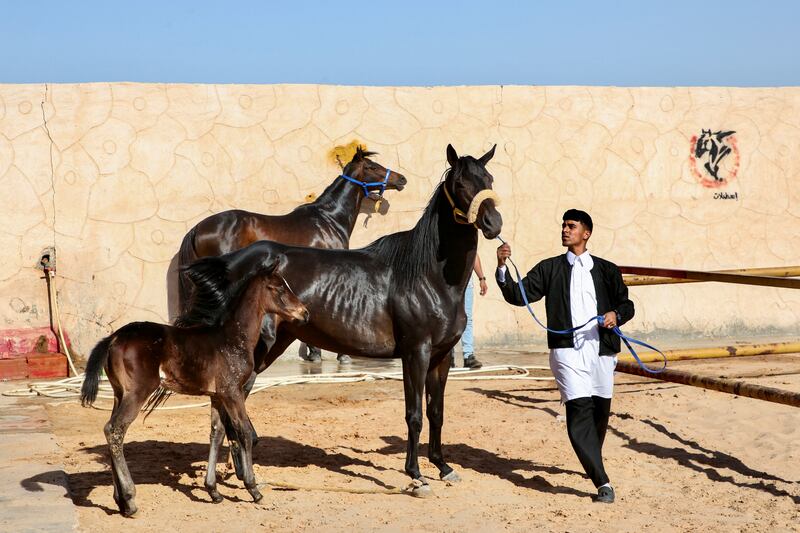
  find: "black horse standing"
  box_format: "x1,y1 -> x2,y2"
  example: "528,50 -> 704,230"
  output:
212,144 -> 502,494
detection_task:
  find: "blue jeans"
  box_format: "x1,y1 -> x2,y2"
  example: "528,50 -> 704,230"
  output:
461,279 -> 474,359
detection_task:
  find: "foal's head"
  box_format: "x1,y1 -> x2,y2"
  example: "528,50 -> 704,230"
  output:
177,252 -> 308,328
444,144 -> 503,239
254,257 -> 309,324
343,146 -> 407,200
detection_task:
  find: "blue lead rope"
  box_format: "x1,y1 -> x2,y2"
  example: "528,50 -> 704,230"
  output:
341,168 -> 391,198
496,236 -> 666,374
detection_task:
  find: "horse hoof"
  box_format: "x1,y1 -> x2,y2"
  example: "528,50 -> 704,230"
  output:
209,491 -> 223,504
440,470 -> 461,484
251,490 -> 263,503
121,503 -> 138,518
407,479 -> 433,498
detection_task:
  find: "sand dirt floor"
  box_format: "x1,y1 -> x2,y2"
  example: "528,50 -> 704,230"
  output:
27,353 -> 800,532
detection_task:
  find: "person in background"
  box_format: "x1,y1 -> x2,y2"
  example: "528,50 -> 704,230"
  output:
455,255 -> 488,369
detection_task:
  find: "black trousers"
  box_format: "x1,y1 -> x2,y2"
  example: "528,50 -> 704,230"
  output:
565,395 -> 612,488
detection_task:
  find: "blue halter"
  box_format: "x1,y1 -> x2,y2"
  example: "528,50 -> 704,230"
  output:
341,168 -> 391,198
496,236 -> 667,374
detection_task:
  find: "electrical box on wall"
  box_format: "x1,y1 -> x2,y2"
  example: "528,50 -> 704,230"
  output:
37,246 -> 56,272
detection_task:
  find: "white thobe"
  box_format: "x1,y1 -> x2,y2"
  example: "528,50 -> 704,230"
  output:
549,251 -> 616,402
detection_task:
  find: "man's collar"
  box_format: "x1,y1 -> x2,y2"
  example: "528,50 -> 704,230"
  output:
566,249 -> 593,268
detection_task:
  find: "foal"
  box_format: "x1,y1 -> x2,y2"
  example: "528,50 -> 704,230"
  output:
80,255 -> 308,517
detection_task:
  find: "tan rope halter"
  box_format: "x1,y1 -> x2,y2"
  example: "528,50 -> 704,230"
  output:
443,185 -> 501,228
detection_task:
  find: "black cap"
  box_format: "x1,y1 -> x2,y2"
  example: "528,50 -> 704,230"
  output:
563,209 -> 593,232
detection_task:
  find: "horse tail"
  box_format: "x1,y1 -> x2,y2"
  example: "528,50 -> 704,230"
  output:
80,335 -> 113,407
177,225 -> 199,316
142,386 -> 172,422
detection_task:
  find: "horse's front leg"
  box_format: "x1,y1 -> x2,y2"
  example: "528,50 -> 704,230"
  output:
224,371 -> 257,481
401,343 -> 432,497
426,348 -> 459,482
228,317 -> 275,479
219,392 -> 262,503
205,399 -> 226,503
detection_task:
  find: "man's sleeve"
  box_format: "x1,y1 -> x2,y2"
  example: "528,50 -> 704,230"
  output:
495,260 -> 547,307
610,264 -> 635,326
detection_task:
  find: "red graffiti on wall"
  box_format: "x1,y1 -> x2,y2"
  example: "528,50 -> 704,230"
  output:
689,130 -> 739,189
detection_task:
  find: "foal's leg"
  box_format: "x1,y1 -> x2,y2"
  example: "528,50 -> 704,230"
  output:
204,399 -> 226,503
426,349 -> 459,482
401,344 -> 432,496
108,390 -> 124,508
225,371 -> 258,481
219,392 -> 262,503
227,350 -> 261,479
227,325 -> 280,480
104,388 -> 152,517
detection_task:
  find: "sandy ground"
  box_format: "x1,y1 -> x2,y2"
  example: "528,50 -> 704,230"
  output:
31,354 -> 800,532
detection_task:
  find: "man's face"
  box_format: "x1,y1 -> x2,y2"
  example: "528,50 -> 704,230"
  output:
561,219 -> 591,247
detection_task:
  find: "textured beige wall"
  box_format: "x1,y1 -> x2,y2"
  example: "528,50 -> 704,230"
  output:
1,83 -> 799,356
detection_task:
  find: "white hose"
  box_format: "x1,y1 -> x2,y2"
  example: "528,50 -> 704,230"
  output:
2,364 -> 554,410
47,269 -> 79,377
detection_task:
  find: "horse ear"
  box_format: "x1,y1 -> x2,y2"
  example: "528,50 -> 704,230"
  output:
355,145 -> 365,160
446,144 -> 459,168
262,256 -> 281,276
478,144 -> 496,166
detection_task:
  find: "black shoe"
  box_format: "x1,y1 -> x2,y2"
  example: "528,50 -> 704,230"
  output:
298,343 -> 322,362
337,353 -> 352,364
463,355 -> 482,369
594,485 -> 615,504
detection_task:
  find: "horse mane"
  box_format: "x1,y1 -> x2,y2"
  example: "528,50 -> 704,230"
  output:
174,256 -> 259,328
365,180 -> 445,287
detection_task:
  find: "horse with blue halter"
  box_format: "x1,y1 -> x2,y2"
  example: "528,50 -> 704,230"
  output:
209,144 -> 502,495
176,147 -> 407,315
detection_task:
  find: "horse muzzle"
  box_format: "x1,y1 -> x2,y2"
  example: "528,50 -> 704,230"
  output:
291,308 -> 310,325
477,202 -> 502,239
390,172 -> 407,191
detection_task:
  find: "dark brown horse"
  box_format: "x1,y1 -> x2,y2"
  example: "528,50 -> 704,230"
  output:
176,147 -> 407,316
80,254 -> 308,516
212,144 -> 502,495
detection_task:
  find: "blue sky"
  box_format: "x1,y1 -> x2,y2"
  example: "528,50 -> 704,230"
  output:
1,1 -> 798,86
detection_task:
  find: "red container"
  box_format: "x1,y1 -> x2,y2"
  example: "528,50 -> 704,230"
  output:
0,358 -> 29,380
26,352 -> 68,379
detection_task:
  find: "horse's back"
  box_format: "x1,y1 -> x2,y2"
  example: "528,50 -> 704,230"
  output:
190,207 -> 335,257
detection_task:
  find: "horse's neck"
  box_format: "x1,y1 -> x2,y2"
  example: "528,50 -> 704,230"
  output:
312,177 -> 364,238
223,281 -> 267,349
404,191 -> 477,293
439,202 -> 479,290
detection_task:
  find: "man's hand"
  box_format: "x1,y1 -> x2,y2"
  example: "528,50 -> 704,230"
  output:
602,311 -> 618,329
497,243 -> 511,267
479,278 -> 488,296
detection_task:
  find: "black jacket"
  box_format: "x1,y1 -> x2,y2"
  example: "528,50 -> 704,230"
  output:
496,254 -> 634,355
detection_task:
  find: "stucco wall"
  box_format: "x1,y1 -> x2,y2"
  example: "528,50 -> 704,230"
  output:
1,83 -> 799,356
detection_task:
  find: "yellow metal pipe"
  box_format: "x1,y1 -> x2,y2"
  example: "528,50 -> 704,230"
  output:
615,361 -> 800,408
617,341 -> 800,364
624,266 -> 800,286
619,266 -> 800,289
